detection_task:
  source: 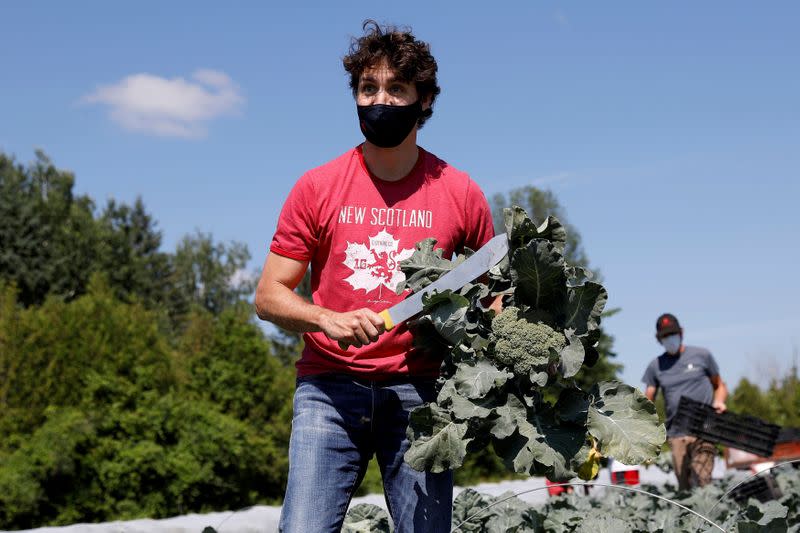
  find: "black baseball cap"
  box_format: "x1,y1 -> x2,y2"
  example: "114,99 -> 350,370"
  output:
656,313 -> 681,338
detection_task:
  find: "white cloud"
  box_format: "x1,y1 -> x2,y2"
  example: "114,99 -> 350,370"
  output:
83,69 -> 244,139
554,10 -> 569,27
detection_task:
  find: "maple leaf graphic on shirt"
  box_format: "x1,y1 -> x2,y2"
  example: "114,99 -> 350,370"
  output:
343,228 -> 414,293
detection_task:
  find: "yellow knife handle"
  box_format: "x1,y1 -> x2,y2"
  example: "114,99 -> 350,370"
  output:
338,310 -> 394,351
379,309 -> 394,331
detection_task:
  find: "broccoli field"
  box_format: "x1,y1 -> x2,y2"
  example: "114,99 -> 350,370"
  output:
342,464 -> 800,532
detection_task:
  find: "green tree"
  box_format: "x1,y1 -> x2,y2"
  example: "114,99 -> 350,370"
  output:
95,198 -> 172,308
179,304 -> 294,439
0,277 -> 293,529
0,150 -> 258,331
728,378 -> 774,422
0,151 -> 99,306
729,363 -> 800,428
172,232 -> 255,317
0,149 -> 301,528
0,276 -> 175,440
769,362 -> 800,428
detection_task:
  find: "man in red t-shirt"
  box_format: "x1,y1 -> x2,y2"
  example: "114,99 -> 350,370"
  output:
255,20 -> 494,532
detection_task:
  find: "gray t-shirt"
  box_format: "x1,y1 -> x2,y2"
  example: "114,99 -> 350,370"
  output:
641,345 -> 720,437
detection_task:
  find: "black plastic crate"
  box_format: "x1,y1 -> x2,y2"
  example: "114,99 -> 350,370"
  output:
672,396 -> 781,457
777,427 -> 800,443
730,473 -> 782,504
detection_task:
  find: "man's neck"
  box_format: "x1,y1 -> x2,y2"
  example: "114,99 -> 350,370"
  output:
362,134 -> 419,182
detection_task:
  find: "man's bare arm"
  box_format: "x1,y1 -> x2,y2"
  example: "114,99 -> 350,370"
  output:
709,375 -> 728,413
254,252 -> 385,348
644,385 -> 658,402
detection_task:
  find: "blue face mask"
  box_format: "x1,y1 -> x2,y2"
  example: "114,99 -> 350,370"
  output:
660,334 -> 682,355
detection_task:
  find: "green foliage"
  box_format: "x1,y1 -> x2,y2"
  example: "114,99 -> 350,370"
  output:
342,503 -> 392,532
401,208 -> 665,481
353,458 -> 385,497
0,150 -> 256,335
0,276 -> 175,436
172,232 -> 254,317
454,443 -> 525,486
95,198 -> 172,308
0,151 -> 99,306
451,488 -> 543,532
446,465 -> 800,532
0,149 -> 297,529
0,279 -> 295,529
0,397 -> 285,527
728,366 -> 800,428
176,305 -> 294,493
345,468 -> 800,533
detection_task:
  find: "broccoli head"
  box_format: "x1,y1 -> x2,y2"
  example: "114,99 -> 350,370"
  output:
489,306 -> 566,376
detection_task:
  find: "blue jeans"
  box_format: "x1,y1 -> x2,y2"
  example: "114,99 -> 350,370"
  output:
279,373 -> 453,533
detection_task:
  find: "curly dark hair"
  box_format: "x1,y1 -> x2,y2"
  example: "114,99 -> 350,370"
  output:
343,20 -> 441,128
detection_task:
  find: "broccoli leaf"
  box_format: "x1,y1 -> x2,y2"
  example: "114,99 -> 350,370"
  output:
491,394 -> 585,479
438,379 -> 505,421
453,360 -> 512,400
342,504 -> 391,533
510,239 -> 568,312
559,331 -> 585,378
565,264 -> 594,287
574,515 -> 632,533
528,370 -> 549,387
554,388 -> 590,425
504,206 -> 567,253
485,491 -> 532,532
405,403 -> 470,472
736,500 -> 789,533
422,290 -> 471,344
488,391 -> 527,440
395,238 -> 457,294
575,443 -> 602,480
451,489 -> 493,532
563,282 -> 607,336
587,381 -> 665,465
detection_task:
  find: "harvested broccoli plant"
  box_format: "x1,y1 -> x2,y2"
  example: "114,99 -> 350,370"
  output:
398,206 -> 666,481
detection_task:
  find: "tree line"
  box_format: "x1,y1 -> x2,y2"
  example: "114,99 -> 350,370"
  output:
0,151 -> 297,528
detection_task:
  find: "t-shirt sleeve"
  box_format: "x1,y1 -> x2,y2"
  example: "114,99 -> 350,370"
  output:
642,362 -> 659,388
463,179 -> 495,250
269,172 -> 319,261
704,351 -> 720,378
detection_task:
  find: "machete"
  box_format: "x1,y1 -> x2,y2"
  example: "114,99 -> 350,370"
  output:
378,233 -> 508,330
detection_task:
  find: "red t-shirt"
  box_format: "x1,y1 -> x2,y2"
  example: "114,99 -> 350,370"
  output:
270,145 -> 495,378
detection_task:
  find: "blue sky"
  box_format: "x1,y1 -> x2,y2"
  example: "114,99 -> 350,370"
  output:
2,1 -> 798,390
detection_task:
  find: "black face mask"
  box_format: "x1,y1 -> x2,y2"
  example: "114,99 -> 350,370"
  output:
357,101 -> 422,148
